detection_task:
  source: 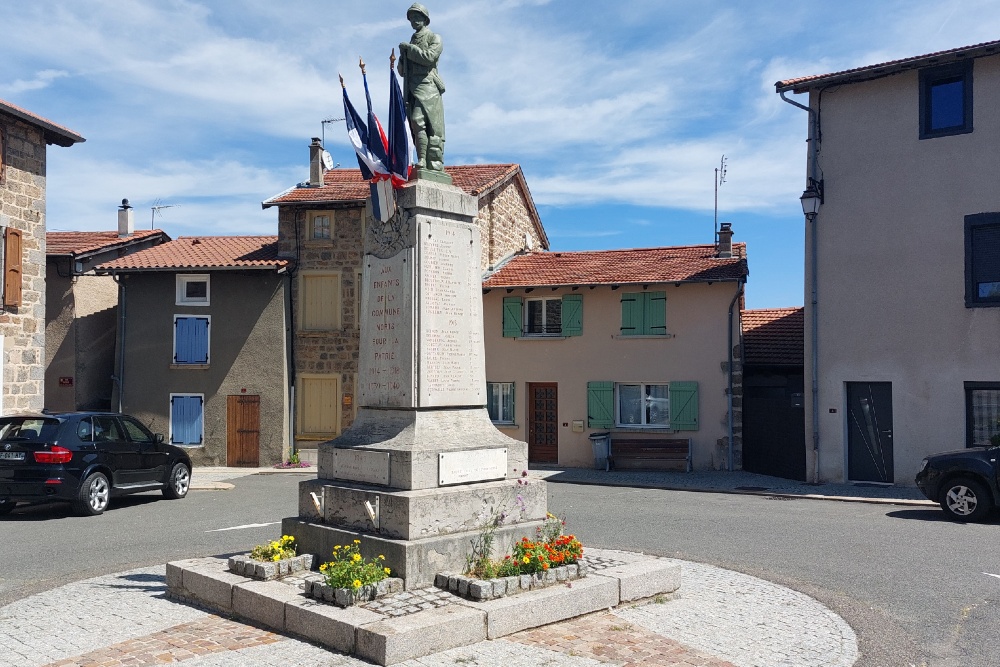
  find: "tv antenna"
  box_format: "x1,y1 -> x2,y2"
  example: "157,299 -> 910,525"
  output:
151,199 -> 179,230
714,155 -> 727,243
321,116 -> 345,148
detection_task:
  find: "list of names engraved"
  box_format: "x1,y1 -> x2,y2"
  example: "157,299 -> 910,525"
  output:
359,251 -> 414,408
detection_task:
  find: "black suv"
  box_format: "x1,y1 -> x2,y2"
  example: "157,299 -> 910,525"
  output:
0,412 -> 192,516
915,446 -> 1000,522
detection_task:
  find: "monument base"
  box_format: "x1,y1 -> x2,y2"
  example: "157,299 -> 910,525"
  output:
412,167 -> 453,185
282,516 -> 546,589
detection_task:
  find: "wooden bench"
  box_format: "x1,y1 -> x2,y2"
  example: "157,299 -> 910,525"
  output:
610,438 -> 691,472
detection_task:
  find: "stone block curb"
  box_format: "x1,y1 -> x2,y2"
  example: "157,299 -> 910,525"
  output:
596,559 -> 682,602
356,604 -> 487,665
233,579 -> 303,631
228,553 -> 315,580
435,562 -> 586,600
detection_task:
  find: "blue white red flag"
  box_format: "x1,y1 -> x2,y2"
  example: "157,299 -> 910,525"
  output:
388,67 -> 414,187
363,71 -> 391,182
343,84 -> 375,180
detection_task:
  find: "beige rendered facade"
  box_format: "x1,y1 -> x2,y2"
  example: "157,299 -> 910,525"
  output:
778,41 -> 1000,485
482,243 -> 747,469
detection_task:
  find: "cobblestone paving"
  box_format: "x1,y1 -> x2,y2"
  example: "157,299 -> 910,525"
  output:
362,586 -> 454,616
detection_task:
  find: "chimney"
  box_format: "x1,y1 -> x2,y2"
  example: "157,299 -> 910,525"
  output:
118,198 -> 134,237
309,137 -> 324,187
717,222 -> 733,258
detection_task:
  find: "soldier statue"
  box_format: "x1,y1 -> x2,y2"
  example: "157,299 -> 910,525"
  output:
397,3 -> 447,177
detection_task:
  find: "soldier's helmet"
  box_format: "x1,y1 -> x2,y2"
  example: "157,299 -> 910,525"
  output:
407,3 -> 430,24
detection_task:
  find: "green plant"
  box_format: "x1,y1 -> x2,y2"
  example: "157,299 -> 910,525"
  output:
466,508 -> 584,579
289,451 -> 301,464
318,540 -> 391,590
249,535 -> 297,562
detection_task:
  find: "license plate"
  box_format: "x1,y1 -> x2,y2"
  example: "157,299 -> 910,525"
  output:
0,451 -> 25,461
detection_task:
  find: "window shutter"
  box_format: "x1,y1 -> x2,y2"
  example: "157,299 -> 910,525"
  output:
4,227 -> 22,307
502,297 -> 523,337
644,292 -> 666,335
669,381 -> 699,430
171,396 -> 203,445
620,293 -> 640,335
560,294 -> 583,336
175,317 -> 209,363
587,381 -> 614,428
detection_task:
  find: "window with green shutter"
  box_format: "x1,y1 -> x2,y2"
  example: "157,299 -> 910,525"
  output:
669,381 -> 699,430
561,294 -> 583,336
502,297 -> 523,337
587,381 -> 614,428
620,291 -> 666,336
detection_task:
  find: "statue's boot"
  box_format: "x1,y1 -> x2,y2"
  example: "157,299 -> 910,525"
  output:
428,137 -> 445,172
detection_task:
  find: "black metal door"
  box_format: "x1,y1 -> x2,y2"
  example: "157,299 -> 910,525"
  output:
847,382 -> 894,483
742,372 -> 806,481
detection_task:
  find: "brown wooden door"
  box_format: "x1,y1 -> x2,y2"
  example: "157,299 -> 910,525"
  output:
227,394 -> 260,467
527,383 -> 558,463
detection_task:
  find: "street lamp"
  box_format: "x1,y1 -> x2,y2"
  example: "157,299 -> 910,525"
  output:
800,181 -> 823,217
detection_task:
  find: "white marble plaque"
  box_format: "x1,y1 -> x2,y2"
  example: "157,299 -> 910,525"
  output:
417,218 -> 486,407
332,449 -> 391,486
438,448 -> 507,486
359,249 -> 416,408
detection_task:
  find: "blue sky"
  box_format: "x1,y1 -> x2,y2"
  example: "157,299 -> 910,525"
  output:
2,0 -> 997,309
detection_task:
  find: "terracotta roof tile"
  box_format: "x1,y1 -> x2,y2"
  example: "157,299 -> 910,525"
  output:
262,164 -> 521,207
742,307 -> 804,366
482,244 -> 748,288
0,97 -> 85,146
775,39 -> 1000,93
47,230 -> 167,256
96,236 -> 287,271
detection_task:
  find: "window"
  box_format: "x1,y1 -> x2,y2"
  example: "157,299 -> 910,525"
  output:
965,213 -> 1000,307
620,291 -> 666,336
298,375 -> 340,436
3,227 -> 22,308
174,316 -> 210,364
309,211 -> 333,240
300,273 -> 342,330
920,61 -> 972,139
487,382 -> 515,424
176,274 -> 210,305
587,380 -> 698,430
120,416 -> 154,443
170,394 -> 204,445
965,383 -> 1000,448
502,294 -> 582,337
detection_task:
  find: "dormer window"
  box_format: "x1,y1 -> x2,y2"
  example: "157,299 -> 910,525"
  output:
177,274 -> 210,306
919,61 -> 973,139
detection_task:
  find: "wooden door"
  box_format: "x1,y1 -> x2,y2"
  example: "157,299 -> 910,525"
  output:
528,383 -> 558,463
227,394 -> 260,467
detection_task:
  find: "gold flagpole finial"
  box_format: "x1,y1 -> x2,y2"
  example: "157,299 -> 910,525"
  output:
338,73 -> 345,88
359,57 -> 366,75
390,49 -> 396,69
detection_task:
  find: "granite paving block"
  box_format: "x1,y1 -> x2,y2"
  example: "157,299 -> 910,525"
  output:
233,579 -> 304,631
597,559 -> 682,601
285,597 -> 383,654
456,574 -> 619,639
355,604 -> 487,665
165,558 -> 205,592
180,561 -> 250,612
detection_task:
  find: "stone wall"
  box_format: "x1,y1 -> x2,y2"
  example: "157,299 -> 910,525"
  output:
0,116 -> 47,413
475,177 -> 547,270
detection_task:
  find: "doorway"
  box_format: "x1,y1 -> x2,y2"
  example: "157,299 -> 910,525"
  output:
227,394 -> 260,467
846,382 -> 893,483
527,383 -> 558,463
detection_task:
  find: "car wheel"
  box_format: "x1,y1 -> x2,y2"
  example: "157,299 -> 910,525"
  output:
163,463 -> 190,500
74,472 -> 111,516
0,499 -> 16,515
939,476 -> 993,522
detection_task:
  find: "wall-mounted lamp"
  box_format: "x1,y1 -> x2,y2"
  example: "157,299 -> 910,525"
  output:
800,180 -> 824,217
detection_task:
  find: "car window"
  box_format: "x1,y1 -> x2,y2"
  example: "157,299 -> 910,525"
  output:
120,417 -> 154,443
0,418 -> 62,441
92,416 -> 125,443
77,418 -> 95,442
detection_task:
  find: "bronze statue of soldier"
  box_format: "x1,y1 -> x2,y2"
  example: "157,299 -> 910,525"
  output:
397,3 -> 448,181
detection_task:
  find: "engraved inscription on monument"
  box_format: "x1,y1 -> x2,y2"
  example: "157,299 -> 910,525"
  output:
438,448 -> 507,486
418,218 -> 486,407
359,250 -> 415,408
332,449 -> 391,486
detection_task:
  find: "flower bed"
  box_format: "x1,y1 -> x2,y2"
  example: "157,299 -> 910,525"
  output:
228,553 -> 314,581
435,560 -> 589,601
303,574 -> 405,608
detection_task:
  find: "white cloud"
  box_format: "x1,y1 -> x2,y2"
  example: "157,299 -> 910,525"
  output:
0,70 -> 69,95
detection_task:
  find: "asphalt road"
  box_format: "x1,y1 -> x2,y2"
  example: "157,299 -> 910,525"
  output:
1,473 -> 997,667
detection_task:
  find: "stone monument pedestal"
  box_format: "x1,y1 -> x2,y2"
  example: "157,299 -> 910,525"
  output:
286,179 -> 547,589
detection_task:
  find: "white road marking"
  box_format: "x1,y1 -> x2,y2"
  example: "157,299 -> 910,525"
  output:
984,572 -> 1000,580
206,521 -> 281,532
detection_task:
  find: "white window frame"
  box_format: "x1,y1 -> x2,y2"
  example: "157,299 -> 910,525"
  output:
173,314 -> 211,365
614,382 -> 670,428
487,381 -> 515,424
176,274 -> 210,306
524,297 -> 562,336
169,392 -> 205,446
308,210 -> 333,240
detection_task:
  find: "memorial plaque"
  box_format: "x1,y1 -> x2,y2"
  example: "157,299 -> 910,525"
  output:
359,249 -> 415,408
418,218 -> 486,407
438,448 -> 507,486
332,449 -> 391,486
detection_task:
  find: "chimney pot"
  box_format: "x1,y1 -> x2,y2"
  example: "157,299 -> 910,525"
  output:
717,222 -> 733,258
309,138 -> 324,187
118,198 -> 134,237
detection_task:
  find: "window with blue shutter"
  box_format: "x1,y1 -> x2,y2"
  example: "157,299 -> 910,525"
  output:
170,394 -> 204,445
174,316 -> 209,364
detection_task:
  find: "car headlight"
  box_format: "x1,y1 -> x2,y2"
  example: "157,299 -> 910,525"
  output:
918,458 -> 929,473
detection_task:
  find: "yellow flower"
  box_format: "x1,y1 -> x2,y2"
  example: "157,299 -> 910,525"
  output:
523,556 -> 530,564
334,545 -> 341,551
378,555 -> 385,560
352,554 -> 362,562
352,579 -> 362,589
272,555 -> 280,562
353,539 -> 361,544
319,563 -> 328,572
383,567 -> 391,575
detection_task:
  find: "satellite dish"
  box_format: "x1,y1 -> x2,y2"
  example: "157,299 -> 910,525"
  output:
322,150 -> 334,170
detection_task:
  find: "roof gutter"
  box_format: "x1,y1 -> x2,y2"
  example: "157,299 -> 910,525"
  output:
780,89 -> 821,484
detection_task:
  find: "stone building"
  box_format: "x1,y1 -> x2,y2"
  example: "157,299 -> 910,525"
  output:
262,161 -> 548,458
0,98 -> 83,413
